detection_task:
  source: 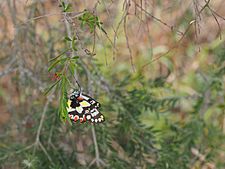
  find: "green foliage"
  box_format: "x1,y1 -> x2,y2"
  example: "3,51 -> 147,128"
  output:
0,1 -> 224,169
58,76 -> 68,121
59,1 -> 72,12
45,2 -> 81,121
79,10 -> 107,34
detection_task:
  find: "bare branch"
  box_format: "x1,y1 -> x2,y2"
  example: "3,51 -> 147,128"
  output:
199,0 -> 210,14
133,1 -> 184,36
35,99 -> 50,144
124,14 -> 136,72
91,126 -> 100,167
0,67 -> 17,78
113,11 -> 127,60
16,11 -> 85,28
141,20 -> 196,69
89,126 -> 107,168
33,91 -> 54,164
39,141 -> 53,163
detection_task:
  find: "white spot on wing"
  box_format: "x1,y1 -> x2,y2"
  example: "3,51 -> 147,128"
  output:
90,109 -> 100,117
80,94 -> 90,100
76,106 -> 83,114
86,115 -> 91,120
67,107 -> 76,112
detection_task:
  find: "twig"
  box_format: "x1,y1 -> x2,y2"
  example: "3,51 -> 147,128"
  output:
101,0 -> 116,35
196,0 -> 223,40
0,144 -> 34,161
92,126 -> 100,167
210,8 -> 225,20
133,1 -> 184,36
0,67 -> 17,78
204,0 -> 222,40
113,10 -> 127,60
15,144 -> 34,154
16,11 -> 85,28
141,20 -> 196,69
199,0 -> 210,14
211,11 -> 222,40
47,115 -> 56,147
39,141 -> 53,163
124,14 -> 136,72
35,99 -> 50,144
88,126 -> 107,168
63,6 -> 80,86
33,92 -> 54,164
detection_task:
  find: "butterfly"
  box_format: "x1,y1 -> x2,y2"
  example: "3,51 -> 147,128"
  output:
67,89 -> 105,124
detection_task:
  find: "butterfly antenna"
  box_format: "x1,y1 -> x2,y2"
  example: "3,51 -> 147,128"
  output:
75,80 -> 82,93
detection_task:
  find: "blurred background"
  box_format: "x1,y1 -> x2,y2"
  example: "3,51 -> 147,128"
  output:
0,0 -> 225,168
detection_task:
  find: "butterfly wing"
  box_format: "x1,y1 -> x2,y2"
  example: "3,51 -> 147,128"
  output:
85,108 -> 105,123
67,92 -> 104,123
67,99 -> 87,123
79,93 -> 101,109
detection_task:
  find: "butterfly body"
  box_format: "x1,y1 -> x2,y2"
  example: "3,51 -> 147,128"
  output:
67,90 -> 104,124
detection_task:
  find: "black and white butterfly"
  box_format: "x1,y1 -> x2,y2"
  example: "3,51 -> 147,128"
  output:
67,89 -> 105,124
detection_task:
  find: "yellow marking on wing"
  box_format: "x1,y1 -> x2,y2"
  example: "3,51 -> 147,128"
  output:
76,106 -> 83,114
67,100 -> 76,112
67,100 -> 72,107
80,101 -> 91,107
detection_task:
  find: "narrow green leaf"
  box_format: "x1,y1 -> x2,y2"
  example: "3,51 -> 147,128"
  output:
64,36 -> 72,41
100,27 -> 107,35
72,37 -> 77,51
49,49 -> 70,62
61,1 -> 65,8
64,4 -> 72,12
48,58 -> 67,72
68,62 -> 76,75
58,76 -> 69,122
71,56 -> 79,60
44,78 -> 61,95
48,59 -> 61,72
